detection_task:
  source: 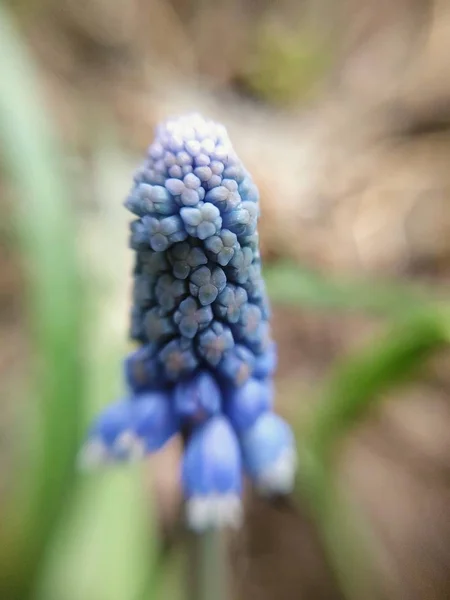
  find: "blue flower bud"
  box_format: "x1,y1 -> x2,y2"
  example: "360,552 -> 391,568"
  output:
135,183 -> 177,216
204,180 -> 240,212
213,284 -> 248,323
180,203 -> 222,240
168,165 -> 183,179
168,242 -> 207,280
241,263 -> 264,300
144,307 -> 176,342
132,274 -> 155,308
232,303 -> 263,342
241,320 -> 271,355
155,274 -> 188,313
159,337 -> 199,381
239,176 -> 259,203
174,297 -> 213,338
217,344 -> 255,386
227,246 -> 253,284
143,215 -> 188,251
253,342 -> 278,379
173,371 -> 221,424
137,249 -> 169,276
198,321 -> 234,366
129,219 -> 149,251
189,265 -> 226,306
194,166 -> 212,182
223,164 -> 245,184
124,345 -> 161,392
204,229 -> 238,266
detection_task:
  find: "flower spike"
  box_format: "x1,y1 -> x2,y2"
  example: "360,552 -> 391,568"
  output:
79,113 -> 297,530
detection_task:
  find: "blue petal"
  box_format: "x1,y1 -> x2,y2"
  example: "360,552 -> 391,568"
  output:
124,346 -> 162,392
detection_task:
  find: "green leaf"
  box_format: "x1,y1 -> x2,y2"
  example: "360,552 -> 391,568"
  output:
264,262 -> 431,316
297,311 -> 448,599
0,5 -> 84,598
306,312 -> 447,462
35,469 -> 156,600
33,134 -> 162,599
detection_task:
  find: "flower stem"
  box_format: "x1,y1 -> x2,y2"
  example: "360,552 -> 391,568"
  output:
186,529 -> 229,600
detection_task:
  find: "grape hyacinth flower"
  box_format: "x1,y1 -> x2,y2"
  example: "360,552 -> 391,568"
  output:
79,114 -> 297,532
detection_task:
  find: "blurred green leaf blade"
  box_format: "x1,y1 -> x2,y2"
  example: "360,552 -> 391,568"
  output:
0,5 -> 84,597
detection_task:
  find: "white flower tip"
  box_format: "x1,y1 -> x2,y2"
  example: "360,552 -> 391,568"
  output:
113,430 -> 147,462
186,493 -> 243,533
256,448 -> 297,496
77,431 -> 147,471
76,438 -> 109,471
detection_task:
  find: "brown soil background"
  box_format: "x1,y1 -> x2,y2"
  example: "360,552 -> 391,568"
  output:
1,1 -> 450,598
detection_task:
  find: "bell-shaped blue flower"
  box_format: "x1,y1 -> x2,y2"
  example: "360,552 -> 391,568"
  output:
240,412 -> 296,495
78,400 -> 133,468
78,392 -> 178,469
131,391 -> 178,451
182,416 -> 242,531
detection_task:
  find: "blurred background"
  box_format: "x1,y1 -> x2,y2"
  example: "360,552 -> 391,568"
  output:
1,1 -> 450,599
